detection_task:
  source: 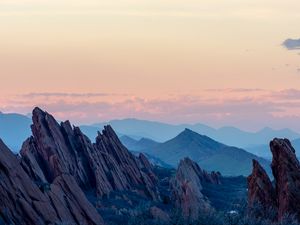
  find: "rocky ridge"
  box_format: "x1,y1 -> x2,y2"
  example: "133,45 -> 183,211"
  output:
0,107 -> 160,225
0,138 -> 103,225
21,107 -> 159,200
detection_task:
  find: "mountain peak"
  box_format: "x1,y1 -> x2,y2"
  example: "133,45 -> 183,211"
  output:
180,128 -> 199,137
177,128 -> 217,144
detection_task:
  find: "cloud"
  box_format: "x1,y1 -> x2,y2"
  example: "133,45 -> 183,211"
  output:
3,89 -> 300,131
22,92 -> 118,98
282,38 -> 300,50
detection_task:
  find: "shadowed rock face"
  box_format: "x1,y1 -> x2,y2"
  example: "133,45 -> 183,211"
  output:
248,138 -> 300,221
21,107 -> 159,200
0,139 -> 103,225
170,158 -> 220,220
247,159 -> 276,209
270,138 -> 300,221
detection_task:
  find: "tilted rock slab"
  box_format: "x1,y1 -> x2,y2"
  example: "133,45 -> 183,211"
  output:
170,157 -> 220,220
0,139 -> 103,225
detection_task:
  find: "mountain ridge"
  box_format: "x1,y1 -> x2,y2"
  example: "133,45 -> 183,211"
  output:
141,128 -> 271,176
1,112 -> 299,155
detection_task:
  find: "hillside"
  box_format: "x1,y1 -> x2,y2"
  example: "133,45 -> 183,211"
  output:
146,129 -> 271,176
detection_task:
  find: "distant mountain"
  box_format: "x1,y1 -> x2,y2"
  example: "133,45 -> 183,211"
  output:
246,138 -> 300,160
89,119 -> 300,149
92,119 -> 180,142
142,129 -> 271,176
120,136 -> 168,167
120,135 -> 160,152
0,112 -> 31,151
2,113 -> 299,154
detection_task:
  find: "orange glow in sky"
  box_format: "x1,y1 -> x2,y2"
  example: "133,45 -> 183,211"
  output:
1,0 -> 300,130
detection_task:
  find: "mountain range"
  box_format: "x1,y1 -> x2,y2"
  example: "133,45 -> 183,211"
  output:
0,112 -> 31,151
0,107 -> 249,225
2,108 -> 300,224
90,119 -> 300,148
1,112 -> 299,161
122,129 -> 270,176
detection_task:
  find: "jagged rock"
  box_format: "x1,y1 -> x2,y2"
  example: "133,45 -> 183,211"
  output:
1,107 -> 161,224
94,126 -> 159,200
270,138 -> 300,221
247,160 -> 276,210
0,139 -> 103,225
170,158 -> 217,220
248,138 -> 300,221
21,107 -> 159,201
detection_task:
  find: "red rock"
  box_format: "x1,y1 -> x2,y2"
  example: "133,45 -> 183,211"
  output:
0,139 -> 103,225
270,138 -> 300,221
248,138 -> 300,222
247,159 -> 276,210
21,107 -> 159,200
94,126 -> 159,200
170,158 -> 217,220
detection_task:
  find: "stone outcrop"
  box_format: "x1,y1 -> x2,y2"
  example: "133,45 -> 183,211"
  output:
270,138 -> 300,220
0,139 -> 103,225
0,107 -> 161,225
170,158 -> 220,220
247,159 -> 276,210
20,107 -> 159,200
248,138 -> 300,221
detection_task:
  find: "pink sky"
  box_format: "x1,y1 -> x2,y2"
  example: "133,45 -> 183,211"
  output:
1,0 -> 300,131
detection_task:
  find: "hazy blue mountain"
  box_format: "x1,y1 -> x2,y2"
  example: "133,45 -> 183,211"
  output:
79,125 -> 103,141
92,119 -> 181,142
120,135 -> 160,152
0,112 -> 31,152
2,112 -> 299,157
89,119 -> 300,149
246,138 -> 300,160
119,135 -> 139,148
141,129 -> 271,176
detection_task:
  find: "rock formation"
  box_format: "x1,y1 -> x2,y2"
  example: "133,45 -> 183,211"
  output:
0,107 -> 253,225
0,139 -> 103,225
170,157 -> 220,220
248,138 -> 300,221
21,107 -> 159,200
247,159 -> 276,210
271,138 -> 300,221
0,107 -> 160,225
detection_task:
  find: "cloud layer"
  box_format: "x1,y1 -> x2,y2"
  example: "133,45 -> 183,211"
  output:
2,89 -> 300,132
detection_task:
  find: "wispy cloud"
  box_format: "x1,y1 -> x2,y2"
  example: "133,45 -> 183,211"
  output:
2,89 -> 300,131
22,92 -> 122,98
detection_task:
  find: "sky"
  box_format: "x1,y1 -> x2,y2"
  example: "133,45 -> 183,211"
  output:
1,0 -> 300,131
